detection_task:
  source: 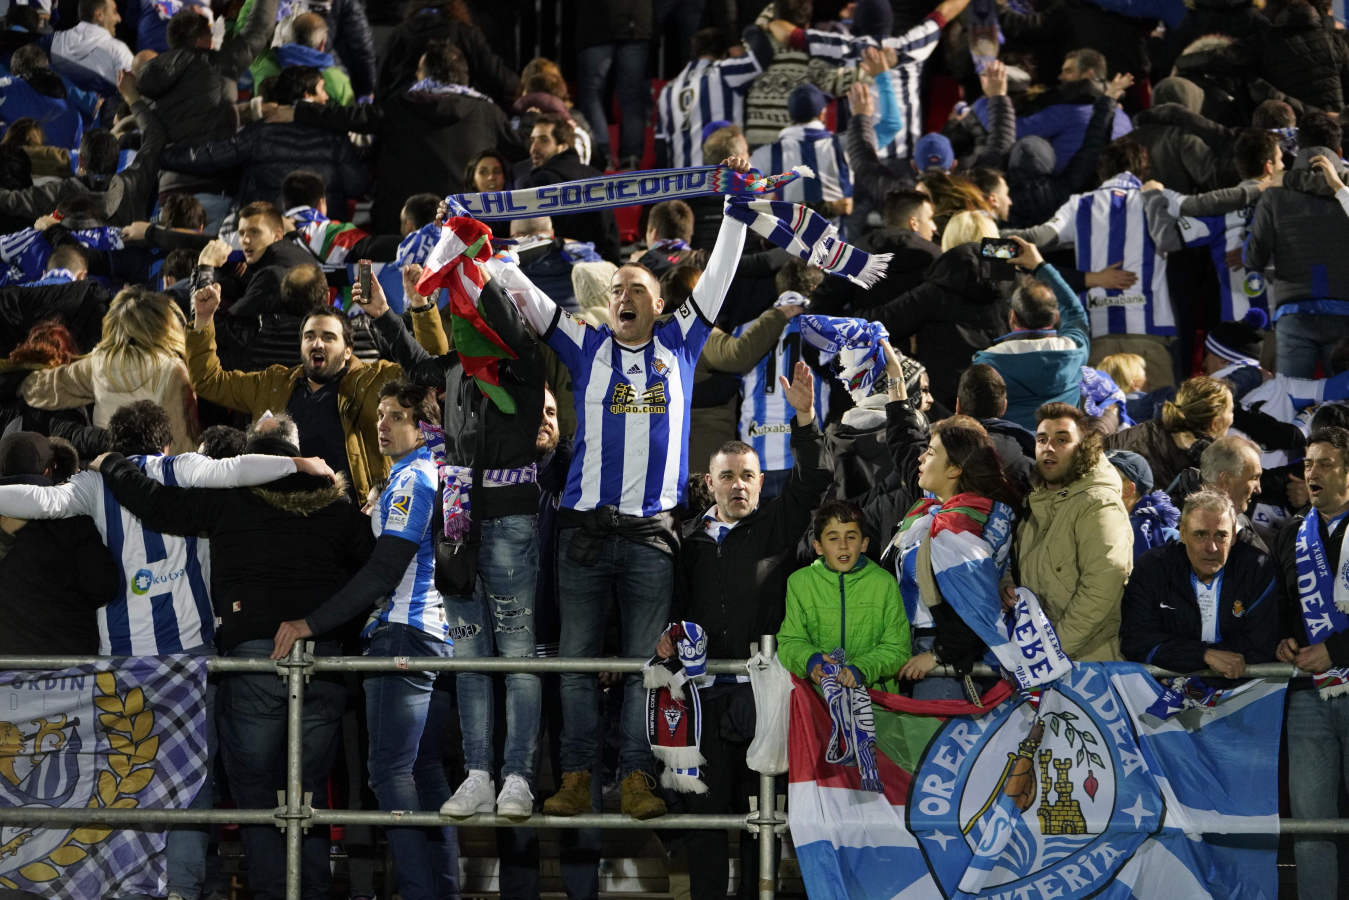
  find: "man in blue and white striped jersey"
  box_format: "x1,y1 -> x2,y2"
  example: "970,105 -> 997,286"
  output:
749,83 -> 852,212
655,27 -> 764,170
492,161 -> 751,821
0,400 -> 326,900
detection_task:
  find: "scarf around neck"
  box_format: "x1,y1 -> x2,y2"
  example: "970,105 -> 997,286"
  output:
1294,511 -> 1349,697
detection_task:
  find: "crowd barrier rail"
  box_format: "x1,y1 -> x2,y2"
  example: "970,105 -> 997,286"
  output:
0,641 -> 1343,900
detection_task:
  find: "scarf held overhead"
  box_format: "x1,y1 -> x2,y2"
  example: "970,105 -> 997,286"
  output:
449,164 -> 809,219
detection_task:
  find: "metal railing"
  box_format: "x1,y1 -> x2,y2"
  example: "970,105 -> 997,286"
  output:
0,648 -> 1343,900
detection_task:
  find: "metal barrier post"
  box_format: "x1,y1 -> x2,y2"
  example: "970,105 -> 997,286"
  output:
283,641 -> 310,900
756,634 -> 778,900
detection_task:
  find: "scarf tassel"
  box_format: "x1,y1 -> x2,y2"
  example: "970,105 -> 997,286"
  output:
660,770 -> 710,795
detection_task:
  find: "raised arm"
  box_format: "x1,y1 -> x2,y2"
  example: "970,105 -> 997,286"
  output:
218,0 -> 280,76
0,469 -> 101,519
97,453 -> 229,535
700,308 -> 792,373
185,283 -> 273,413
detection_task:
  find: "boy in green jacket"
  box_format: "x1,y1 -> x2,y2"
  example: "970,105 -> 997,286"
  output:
777,500 -> 911,693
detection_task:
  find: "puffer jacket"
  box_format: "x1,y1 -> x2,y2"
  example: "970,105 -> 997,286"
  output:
1016,455 -> 1133,661
777,556 -> 911,692
137,0 -> 277,194
1235,1 -> 1349,112
1244,146 -> 1349,311
159,120 -> 368,215
870,243 -> 1012,408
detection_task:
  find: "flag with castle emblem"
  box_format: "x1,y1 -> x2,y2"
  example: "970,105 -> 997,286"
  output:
788,663 -> 1284,899
0,656 -> 208,899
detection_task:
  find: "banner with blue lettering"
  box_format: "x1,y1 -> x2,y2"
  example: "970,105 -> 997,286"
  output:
789,663 -> 1284,899
0,657 -> 208,899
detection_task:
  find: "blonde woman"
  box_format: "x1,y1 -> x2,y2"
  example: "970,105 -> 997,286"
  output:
1104,375 -> 1234,491
940,210 -> 999,251
21,287 -> 199,453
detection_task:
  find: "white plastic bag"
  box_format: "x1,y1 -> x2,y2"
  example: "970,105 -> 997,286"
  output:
746,650 -> 793,775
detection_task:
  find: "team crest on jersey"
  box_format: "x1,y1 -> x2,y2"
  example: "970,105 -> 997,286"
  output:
909,666 -> 1162,899
609,382 -> 668,414
1243,271 -> 1266,298
652,358 -> 669,376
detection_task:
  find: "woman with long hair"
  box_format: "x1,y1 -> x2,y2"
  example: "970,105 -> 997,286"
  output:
1105,374 -> 1233,492
20,287 -> 199,453
890,414 -> 1022,700
464,149 -> 515,238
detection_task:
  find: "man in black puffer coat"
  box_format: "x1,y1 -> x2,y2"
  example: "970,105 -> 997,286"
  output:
137,0 -> 277,199
159,66 -> 368,216
1223,0 -> 1349,113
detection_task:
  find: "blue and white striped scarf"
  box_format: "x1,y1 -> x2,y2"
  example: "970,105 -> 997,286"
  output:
820,648 -> 881,793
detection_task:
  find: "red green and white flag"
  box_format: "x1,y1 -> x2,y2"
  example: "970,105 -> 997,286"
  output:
415,217 -> 518,413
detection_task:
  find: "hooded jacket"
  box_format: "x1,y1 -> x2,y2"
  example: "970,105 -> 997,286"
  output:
1121,540 -> 1279,672
295,86 -> 525,234
871,243 -> 1012,407
971,262 -> 1089,431
1129,77 -> 1219,193
1017,454 -> 1133,661
97,454 -> 372,652
777,555 -> 911,692
50,20 -> 133,92
1244,146 -> 1349,312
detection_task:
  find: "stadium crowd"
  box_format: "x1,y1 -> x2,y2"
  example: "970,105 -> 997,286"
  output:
1,0 -> 1349,896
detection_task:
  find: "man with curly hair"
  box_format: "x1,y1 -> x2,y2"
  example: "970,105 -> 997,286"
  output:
1013,401 -> 1133,661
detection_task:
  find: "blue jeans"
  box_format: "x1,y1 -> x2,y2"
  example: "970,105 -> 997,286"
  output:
557,530 -> 672,775
1275,312 -> 1349,377
450,514 -> 541,780
216,639 -> 345,900
908,634 -> 965,701
575,41 -> 649,162
1287,689 -> 1349,900
365,623 -> 459,900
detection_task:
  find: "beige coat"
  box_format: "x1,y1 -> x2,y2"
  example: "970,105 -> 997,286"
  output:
1016,455 -> 1133,661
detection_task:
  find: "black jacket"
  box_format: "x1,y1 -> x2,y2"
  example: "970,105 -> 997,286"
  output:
0,368 -> 108,460
160,121 -> 368,216
1274,510 -> 1349,669
296,89 -> 526,234
1227,3 -> 1349,112
0,513 -> 118,655
674,421 -> 831,659
1006,95 -> 1118,229
137,0 -> 277,152
378,9 -> 520,105
869,243 -> 1012,408
522,150 -> 621,262
983,416 -> 1034,494
371,279 -> 546,520
98,455 -> 373,653
1121,540 -> 1279,672
811,228 -> 941,318
0,279 -> 109,359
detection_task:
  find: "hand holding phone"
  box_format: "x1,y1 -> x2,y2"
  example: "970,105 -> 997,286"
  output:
357,260 -> 372,304
979,237 -> 1021,260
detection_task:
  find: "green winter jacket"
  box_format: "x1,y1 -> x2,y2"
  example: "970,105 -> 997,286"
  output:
777,555 -> 911,693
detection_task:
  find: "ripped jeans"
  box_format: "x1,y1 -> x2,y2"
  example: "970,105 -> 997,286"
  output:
448,513 -> 541,780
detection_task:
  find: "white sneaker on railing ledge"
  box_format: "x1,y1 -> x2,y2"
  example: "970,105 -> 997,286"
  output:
496,773 -> 535,819
440,769 -> 495,817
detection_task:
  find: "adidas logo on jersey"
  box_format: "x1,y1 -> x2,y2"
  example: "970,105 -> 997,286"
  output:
626,364 -> 642,375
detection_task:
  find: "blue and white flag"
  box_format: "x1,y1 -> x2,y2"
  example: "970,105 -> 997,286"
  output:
0,656 -> 209,900
790,662 -> 1285,900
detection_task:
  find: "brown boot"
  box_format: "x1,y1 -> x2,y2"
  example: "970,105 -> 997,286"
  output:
542,770 -> 592,816
619,770 -> 666,820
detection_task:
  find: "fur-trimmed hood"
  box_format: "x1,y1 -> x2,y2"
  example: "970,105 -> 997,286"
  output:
249,471 -> 351,516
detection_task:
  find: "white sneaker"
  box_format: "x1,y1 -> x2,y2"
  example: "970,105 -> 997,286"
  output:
440,769 -> 494,817
496,773 -> 535,819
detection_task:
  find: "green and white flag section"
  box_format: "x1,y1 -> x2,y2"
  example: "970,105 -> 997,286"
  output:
788,663 -> 1284,900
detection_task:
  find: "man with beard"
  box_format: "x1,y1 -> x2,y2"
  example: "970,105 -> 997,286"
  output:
1012,401 -> 1133,660
185,280 -> 421,499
